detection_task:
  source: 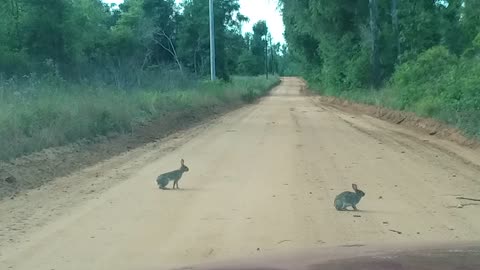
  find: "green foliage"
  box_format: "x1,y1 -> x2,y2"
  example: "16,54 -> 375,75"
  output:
282,0 -> 480,138
390,46 -> 458,110
310,46 -> 480,137
237,51 -> 257,75
0,0 -> 287,160
249,20 -> 269,75
236,76 -> 279,103
0,0 -> 293,83
389,47 -> 480,136
0,48 -> 30,77
281,0 -> 480,87
0,0 -> 290,82
176,0 -> 249,80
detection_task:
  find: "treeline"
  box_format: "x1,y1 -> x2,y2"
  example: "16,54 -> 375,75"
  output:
281,0 -> 480,136
0,0 -> 282,87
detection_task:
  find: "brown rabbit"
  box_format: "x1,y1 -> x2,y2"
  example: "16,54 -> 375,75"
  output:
156,159 -> 189,189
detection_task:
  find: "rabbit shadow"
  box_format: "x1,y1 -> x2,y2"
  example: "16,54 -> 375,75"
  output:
338,209 -> 391,215
159,187 -> 203,192
175,187 -> 203,192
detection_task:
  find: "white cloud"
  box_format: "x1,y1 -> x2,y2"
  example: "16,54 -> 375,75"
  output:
102,0 -> 284,43
239,0 -> 284,43
103,0 -> 123,4
104,0 -> 123,4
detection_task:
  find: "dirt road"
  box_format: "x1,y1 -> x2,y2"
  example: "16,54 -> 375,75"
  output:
1,77 -> 480,270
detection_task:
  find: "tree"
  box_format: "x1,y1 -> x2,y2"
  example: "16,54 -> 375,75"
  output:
251,20 -> 269,76
369,0 -> 380,88
177,0 -> 247,80
142,0 -> 178,66
391,0 -> 400,62
0,0 -> 282,85
22,0 -> 74,73
463,0 -> 480,46
279,0 -> 480,91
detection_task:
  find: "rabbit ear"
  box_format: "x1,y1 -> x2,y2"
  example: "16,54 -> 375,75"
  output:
352,184 -> 358,191
181,159 -> 184,165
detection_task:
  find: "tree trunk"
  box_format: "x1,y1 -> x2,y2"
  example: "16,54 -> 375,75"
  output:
193,51 -> 197,75
193,38 -> 200,76
391,0 -> 400,63
10,0 -> 21,50
369,0 -> 380,88
271,46 -> 274,74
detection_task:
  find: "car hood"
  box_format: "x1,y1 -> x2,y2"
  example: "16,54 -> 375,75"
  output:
176,241 -> 480,270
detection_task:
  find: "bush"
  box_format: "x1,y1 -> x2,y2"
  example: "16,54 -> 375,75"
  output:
390,46 -> 458,110
241,90 -> 257,103
389,46 -> 480,136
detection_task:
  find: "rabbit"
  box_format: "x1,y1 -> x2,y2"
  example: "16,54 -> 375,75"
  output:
156,159 -> 189,190
334,184 -> 365,211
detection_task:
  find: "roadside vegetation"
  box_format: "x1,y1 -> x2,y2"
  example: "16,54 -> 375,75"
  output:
280,1 -> 480,137
0,0 -> 282,161
0,74 -> 278,161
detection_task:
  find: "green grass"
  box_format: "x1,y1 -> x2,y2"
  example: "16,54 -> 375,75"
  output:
0,75 -> 279,161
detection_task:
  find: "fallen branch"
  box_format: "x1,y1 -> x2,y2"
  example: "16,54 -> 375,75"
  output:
153,29 -> 184,74
396,117 -> 406,124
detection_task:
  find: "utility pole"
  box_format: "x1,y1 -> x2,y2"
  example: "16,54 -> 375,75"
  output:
265,37 -> 268,79
209,0 -> 216,81
271,40 -> 275,75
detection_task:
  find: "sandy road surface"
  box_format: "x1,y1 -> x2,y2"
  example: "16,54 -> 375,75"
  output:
1,77 -> 480,270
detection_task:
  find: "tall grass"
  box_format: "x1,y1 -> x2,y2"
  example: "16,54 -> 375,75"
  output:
0,73 -> 279,161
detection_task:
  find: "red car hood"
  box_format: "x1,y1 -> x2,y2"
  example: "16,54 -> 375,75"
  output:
176,241 -> 480,270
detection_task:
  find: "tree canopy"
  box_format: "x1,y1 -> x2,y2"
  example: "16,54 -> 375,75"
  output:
280,0 -> 480,90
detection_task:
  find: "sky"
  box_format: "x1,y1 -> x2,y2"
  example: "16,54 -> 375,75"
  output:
102,0 -> 285,43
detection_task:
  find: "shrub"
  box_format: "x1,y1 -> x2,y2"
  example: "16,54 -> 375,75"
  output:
390,46 -> 458,110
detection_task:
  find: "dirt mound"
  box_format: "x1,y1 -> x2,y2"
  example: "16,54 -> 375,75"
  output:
318,96 -> 479,148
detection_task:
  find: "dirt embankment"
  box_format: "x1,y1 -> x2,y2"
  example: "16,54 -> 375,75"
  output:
0,105 -> 233,200
316,96 -> 479,149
